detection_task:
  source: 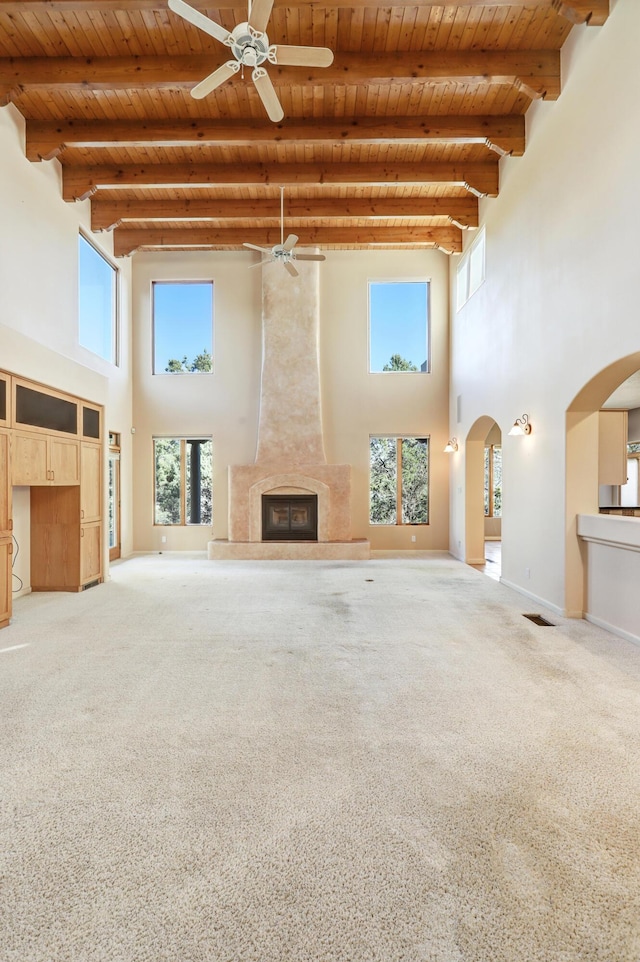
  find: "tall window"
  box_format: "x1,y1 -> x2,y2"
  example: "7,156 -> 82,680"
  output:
370,436 -> 429,525
153,281 -> 213,374
484,444 -> 502,517
456,228 -> 486,311
154,438 -> 212,525
78,234 -> 118,363
369,281 -> 429,373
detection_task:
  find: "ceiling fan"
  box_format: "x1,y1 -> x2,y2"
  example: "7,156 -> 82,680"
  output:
167,0 -> 334,122
243,187 -> 326,277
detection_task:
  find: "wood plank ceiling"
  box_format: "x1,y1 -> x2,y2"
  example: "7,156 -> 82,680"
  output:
0,0 -> 608,256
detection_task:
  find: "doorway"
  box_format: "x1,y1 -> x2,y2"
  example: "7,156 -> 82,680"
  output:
108,432 -> 121,561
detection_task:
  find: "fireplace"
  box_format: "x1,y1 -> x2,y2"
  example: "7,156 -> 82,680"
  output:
262,495 -> 318,541
207,255 -> 369,561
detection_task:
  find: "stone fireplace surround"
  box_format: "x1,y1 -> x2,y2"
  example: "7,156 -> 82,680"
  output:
208,255 -> 369,561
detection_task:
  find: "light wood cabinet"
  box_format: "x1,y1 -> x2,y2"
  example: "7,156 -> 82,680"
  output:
0,539 -> 11,627
13,431 -> 80,486
0,429 -> 11,533
0,429 -> 12,627
81,402 -> 102,443
599,410 -> 628,486
12,377 -> 78,437
81,522 -> 102,584
30,489 -> 102,592
81,443 -> 102,522
0,372 -> 104,616
0,373 -> 11,428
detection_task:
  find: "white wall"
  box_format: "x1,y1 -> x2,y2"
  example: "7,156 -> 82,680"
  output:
0,103 -> 134,581
449,0 -> 640,613
132,248 -> 450,551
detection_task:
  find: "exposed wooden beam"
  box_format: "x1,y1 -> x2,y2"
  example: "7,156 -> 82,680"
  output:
113,225 -> 463,257
62,161 -> 499,202
91,195 -> 480,231
0,1 -> 610,26
1,50 -> 561,103
26,115 -> 525,162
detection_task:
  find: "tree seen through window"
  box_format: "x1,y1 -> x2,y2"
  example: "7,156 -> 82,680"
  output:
370,436 -> 429,524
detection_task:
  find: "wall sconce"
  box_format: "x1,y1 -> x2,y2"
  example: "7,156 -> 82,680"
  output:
508,413 -> 532,436
444,438 -> 459,453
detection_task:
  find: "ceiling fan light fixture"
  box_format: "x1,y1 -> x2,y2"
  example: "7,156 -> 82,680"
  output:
242,188 -> 325,274
167,0 -> 334,122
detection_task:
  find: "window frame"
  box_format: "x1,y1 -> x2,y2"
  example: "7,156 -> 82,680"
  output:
369,434 -> 430,526
367,278 -> 431,375
78,231 -> 119,365
456,227 -> 486,312
484,443 -> 502,518
151,280 -> 214,376
153,435 -> 213,527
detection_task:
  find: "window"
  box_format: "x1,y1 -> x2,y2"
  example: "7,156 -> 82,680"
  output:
153,281 -> 213,374
369,281 -> 429,373
484,444 -> 502,517
370,436 -> 429,525
154,438 -> 212,525
456,228 -> 486,311
78,234 -> 118,363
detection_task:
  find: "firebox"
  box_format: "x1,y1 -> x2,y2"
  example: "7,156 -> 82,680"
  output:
262,495 -> 318,541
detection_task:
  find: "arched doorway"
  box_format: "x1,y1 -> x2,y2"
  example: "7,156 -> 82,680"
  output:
465,415 -> 501,568
565,351 -> 640,616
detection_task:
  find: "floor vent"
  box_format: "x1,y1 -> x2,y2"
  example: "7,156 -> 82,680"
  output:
82,580 -> 100,591
523,613 -> 555,627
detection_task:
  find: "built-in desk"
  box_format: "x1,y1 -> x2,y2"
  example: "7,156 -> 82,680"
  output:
577,514 -> 640,644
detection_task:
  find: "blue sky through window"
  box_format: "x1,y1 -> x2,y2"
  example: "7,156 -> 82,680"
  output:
153,282 -> 213,373
369,281 -> 429,372
78,235 -> 116,363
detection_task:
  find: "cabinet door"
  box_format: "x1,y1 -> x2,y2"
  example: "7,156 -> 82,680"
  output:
599,410 -> 628,486
81,403 -> 102,442
80,443 -> 102,521
13,378 -> 78,436
81,522 -> 102,584
0,429 -> 11,535
0,373 -> 11,428
0,538 -> 11,627
12,432 -> 49,485
50,438 -> 80,485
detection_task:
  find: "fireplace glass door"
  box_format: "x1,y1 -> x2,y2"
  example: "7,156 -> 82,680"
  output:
262,495 -> 318,541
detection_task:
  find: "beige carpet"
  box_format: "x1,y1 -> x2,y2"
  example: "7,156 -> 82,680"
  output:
1,551 -> 639,962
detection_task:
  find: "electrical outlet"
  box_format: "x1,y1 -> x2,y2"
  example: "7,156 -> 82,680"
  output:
411,535 -> 416,542
161,535 -> 167,543
525,567 -> 530,579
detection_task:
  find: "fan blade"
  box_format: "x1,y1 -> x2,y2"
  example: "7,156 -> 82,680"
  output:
252,68 -> 284,123
283,234 -> 299,252
284,261 -> 299,277
167,0 -> 231,44
243,242 -> 272,253
191,61 -> 239,100
248,260 -> 265,270
272,44 -> 334,68
294,253 -> 326,262
247,0 -> 275,34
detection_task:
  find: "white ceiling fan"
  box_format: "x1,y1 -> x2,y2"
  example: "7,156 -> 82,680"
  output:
167,0 -> 334,122
243,187 -> 326,277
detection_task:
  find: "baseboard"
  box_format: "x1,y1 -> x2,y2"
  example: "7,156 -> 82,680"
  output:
499,579 -> 564,618
466,557 -> 486,565
584,613 -> 640,648
12,586 -> 32,600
